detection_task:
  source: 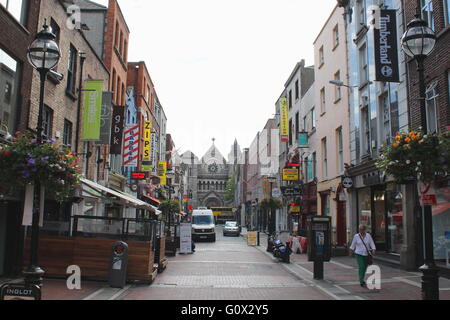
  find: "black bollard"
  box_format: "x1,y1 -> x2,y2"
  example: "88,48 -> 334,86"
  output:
313,255 -> 324,280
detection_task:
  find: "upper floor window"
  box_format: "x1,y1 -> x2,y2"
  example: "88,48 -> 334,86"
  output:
43,105 -> 53,139
320,87 -> 326,114
295,80 -> 299,100
444,0 -> 450,26
288,90 -> 292,109
356,0 -> 366,30
337,127 -> 344,174
421,0 -> 435,31
321,137 -> 328,179
66,45 -> 77,94
0,0 -> 27,25
380,94 -> 391,144
319,46 -> 324,66
311,107 -> 316,129
63,119 -> 73,146
425,81 -> 439,133
333,24 -> 339,48
0,48 -> 20,131
334,71 -> 341,101
359,44 -> 368,85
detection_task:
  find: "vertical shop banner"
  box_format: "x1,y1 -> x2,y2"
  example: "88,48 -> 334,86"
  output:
123,124 -> 140,167
374,9 -> 400,82
157,161 -> 167,185
142,121 -> 152,172
110,105 -> 125,154
150,132 -> 158,170
99,92 -> 113,145
82,80 -> 104,140
280,98 -> 289,142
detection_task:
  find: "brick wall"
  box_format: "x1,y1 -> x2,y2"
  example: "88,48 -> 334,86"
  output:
0,1 -> 40,133
404,0 -> 450,131
28,0 -> 110,181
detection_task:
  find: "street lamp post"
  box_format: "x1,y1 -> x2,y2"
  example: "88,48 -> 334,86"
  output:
401,7 -> 438,300
25,22 -> 61,288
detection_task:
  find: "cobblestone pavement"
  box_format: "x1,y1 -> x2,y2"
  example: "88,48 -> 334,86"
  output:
5,227 -> 449,300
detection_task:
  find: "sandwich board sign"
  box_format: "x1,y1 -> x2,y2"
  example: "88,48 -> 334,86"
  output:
179,223 -> 192,254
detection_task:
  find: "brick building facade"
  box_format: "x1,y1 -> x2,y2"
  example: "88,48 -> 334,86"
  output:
404,0 -> 450,131
29,0 -> 110,182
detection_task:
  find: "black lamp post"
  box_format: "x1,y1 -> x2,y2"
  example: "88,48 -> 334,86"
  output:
25,22 -> 61,288
401,8 -> 438,300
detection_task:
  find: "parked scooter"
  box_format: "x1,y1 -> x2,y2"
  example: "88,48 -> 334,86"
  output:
267,232 -> 275,253
272,238 -> 292,263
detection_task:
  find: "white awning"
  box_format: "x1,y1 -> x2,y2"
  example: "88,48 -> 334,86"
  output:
80,178 -> 160,214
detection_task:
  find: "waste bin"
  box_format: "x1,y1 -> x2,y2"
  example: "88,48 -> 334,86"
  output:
108,241 -> 129,288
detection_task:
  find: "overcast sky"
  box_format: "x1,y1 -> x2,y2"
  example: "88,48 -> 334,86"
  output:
96,0 -> 337,157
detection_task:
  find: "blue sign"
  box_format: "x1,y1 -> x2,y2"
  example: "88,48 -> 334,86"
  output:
445,232 -> 450,240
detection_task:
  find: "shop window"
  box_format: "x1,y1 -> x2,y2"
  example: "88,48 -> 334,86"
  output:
334,70 -> 341,101
358,187 -> 372,233
379,93 -> 391,144
359,44 -> 368,85
0,48 -> 19,131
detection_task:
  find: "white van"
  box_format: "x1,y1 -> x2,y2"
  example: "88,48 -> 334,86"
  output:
191,208 -> 216,242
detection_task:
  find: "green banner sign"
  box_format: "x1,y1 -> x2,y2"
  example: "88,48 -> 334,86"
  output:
82,80 -> 104,141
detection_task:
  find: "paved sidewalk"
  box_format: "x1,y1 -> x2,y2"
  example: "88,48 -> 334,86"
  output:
246,231 -> 450,300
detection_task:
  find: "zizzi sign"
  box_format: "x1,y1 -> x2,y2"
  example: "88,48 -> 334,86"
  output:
373,9 -> 400,83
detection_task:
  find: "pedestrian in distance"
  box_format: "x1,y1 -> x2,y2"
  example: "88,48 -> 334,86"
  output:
349,224 -> 376,287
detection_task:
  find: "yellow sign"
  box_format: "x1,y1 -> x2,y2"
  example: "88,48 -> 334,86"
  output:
157,161 -> 167,185
247,231 -> 257,246
144,121 -> 151,162
280,98 -> 289,142
290,206 -> 301,213
283,168 -> 299,181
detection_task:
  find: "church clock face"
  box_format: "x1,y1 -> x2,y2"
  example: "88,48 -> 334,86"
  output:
208,163 -> 219,174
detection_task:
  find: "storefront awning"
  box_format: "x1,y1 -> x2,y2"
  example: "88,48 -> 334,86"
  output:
81,179 -> 160,214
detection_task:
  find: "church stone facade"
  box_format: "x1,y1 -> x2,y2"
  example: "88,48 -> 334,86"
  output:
181,141 -> 241,209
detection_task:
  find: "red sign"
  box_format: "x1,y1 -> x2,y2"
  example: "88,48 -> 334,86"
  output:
131,172 -> 147,180
188,205 -> 193,211
421,195 -> 437,206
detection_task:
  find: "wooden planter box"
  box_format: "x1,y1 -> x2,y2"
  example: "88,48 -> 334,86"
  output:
23,237 -> 157,283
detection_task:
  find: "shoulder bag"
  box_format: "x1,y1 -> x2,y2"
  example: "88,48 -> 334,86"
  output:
359,234 -> 373,265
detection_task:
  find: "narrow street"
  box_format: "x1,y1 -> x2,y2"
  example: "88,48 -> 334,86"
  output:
116,227 -> 330,300
28,227 -> 449,301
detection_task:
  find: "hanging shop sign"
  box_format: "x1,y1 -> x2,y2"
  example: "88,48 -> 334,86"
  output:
110,105 -> 125,154
282,168 -> 299,181
374,9 -> 400,83
280,98 -> 289,143
157,161 -> 167,185
82,80 -> 104,141
342,177 -> 353,189
298,132 -> 309,148
99,92 -> 113,145
123,124 -> 140,167
131,172 -> 147,180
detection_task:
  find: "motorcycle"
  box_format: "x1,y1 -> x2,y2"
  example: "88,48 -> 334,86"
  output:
272,238 -> 292,263
266,232 -> 275,253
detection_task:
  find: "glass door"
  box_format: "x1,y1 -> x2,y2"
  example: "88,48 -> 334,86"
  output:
386,184 -> 404,254
373,189 -> 387,251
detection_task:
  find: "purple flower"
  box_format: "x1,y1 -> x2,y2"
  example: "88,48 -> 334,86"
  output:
27,158 -> 36,165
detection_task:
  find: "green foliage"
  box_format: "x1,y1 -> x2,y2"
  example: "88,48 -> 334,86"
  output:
224,174 -> 235,204
376,130 -> 449,184
0,131 -> 81,202
159,200 -> 181,223
259,198 -> 283,211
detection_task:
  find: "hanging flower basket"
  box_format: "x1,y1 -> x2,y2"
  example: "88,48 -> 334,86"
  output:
0,131 -> 81,202
377,130 -> 449,184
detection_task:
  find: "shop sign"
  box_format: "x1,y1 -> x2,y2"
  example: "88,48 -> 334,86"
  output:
99,92 -> 113,145
298,132 -> 308,148
272,187 -> 282,198
131,172 -> 147,180
247,232 -> 257,246
373,9 -> 400,83
342,177 -> 353,189
418,182 -> 438,206
280,98 -> 289,143
110,105 -> 125,155
283,168 -> 299,181
82,80 -> 104,141
157,161 -> 167,185
281,186 -> 302,197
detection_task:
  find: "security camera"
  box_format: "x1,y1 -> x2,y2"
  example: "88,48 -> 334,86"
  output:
49,70 -> 64,81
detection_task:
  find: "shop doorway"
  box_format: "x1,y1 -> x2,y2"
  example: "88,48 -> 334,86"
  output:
373,189 -> 387,251
337,200 -> 347,246
0,201 -> 23,277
